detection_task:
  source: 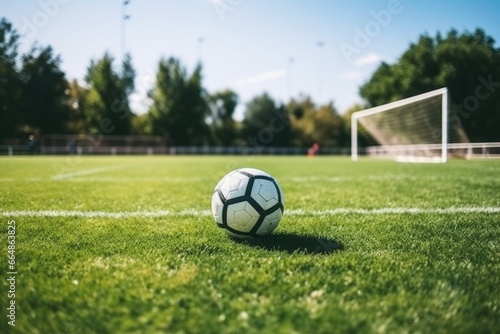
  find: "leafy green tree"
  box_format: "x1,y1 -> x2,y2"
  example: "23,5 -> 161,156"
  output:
209,89 -> 238,145
0,18 -> 22,142
313,103 -> 344,147
360,28 -> 500,142
286,96 -> 343,147
121,53 -> 135,96
148,57 -> 209,145
243,93 -> 291,147
84,53 -> 134,135
66,79 -> 88,134
19,45 -> 70,134
130,113 -> 152,135
287,96 -> 316,147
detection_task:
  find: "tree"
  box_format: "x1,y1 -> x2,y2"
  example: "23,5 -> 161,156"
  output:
121,53 -> 135,97
287,96 -> 316,147
66,79 -> 88,134
84,52 -> 134,135
148,57 -> 210,145
19,45 -> 70,134
130,113 -> 152,135
286,96 -> 343,147
209,89 -> 238,145
360,28 -> 500,142
313,103 -> 344,147
0,18 -> 22,142
243,93 -> 291,147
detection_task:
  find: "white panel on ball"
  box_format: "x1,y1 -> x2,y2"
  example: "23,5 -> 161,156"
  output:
226,201 -> 259,233
256,208 -> 283,236
219,172 -> 250,200
250,179 -> 279,210
211,192 -> 224,225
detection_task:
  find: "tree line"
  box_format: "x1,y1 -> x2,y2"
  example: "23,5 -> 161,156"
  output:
359,28 -> 500,143
1,16 -> 499,148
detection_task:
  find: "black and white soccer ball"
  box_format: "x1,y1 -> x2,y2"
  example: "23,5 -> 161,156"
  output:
211,168 -> 284,239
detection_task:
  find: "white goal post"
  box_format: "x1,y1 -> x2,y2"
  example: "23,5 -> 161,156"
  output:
351,87 -> 469,163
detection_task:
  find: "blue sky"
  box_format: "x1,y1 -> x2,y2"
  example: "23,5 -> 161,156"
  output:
2,0 -> 500,119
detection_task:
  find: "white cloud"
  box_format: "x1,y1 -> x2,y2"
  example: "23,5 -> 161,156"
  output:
235,70 -> 287,86
354,53 -> 382,66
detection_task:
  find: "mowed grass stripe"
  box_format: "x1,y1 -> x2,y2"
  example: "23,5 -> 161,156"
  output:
2,206 -> 500,218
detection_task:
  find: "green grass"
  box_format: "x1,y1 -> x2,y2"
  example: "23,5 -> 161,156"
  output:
0,156 -> 499,334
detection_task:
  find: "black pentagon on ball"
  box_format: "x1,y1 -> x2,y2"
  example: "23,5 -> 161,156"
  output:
216,171 -> 284,238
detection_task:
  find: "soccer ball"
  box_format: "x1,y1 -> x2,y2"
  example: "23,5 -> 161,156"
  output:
211,168 -> 284,239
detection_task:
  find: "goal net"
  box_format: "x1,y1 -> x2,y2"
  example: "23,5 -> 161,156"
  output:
351,88 -> 469,163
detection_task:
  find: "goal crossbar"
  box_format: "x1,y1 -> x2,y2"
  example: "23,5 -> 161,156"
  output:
351,87 -> 449,163
351,88 -> 447,120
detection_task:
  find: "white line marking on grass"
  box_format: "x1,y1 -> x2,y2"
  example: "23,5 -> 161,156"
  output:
0,209 -> 207,218
287,207 -> 500,216
2,207 -> 499,218
0,176 -> 202,182
284,175 -> 466,182
59,176 -> 205,183
51,166 -> 124,180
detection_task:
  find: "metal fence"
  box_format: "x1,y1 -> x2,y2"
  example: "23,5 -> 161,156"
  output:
0,145 -> 352,156
366,142 -> 500,160
2,143 -> 499,158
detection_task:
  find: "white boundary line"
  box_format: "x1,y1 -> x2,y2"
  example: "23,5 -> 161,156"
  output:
51,166 -> 124,180
1,207 -> 499,218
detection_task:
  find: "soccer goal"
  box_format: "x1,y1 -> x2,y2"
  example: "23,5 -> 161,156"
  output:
351,87 -> 469,163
